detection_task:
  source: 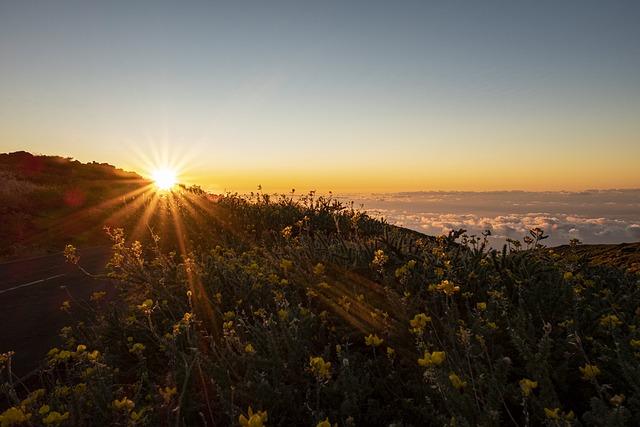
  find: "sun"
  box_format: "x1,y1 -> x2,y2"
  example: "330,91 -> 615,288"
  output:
152,168 -> 177,190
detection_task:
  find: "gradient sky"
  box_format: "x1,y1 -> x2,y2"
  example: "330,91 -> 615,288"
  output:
1,0 -> 639,192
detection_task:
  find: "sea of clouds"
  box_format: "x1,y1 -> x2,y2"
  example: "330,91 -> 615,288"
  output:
338,190 -> 640,248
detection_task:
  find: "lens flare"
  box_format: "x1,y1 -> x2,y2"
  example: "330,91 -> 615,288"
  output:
152,169 -> 177,190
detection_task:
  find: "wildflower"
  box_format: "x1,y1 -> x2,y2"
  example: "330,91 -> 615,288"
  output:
90,291 -> 106,302
129,343 -> 145,356
309,356 -> 332,381
223,321 -> 234,333
316,418 -> 334,427
239,407 -> 268,427
223,311 -> 235,321
409,313 -> 431,334
476,302 -> 487,311
60,300 -> 71,312
137,299 -> 154,313
563,272 -> 574,281
113,397 -> 135,412
371,249 -> 388,272
76,344 -> 87,353
245,343 -> 256,354
20,388 -> 45,407
519,378 -> 538,397
630,339 -> 640,349
0,407 -> 31,426
130,410 -> 145,422
599,314 -> 622,328
280,259 -> 293,272
364,334 -> 383,347
386,347 -> 395,359
87,350 -> 100,361
277,309 -> 289,321
579,364 -> 600,380
449,372 -> 467,390
436,280 -> 460,296
53,386 -> 70,398
74,383 -> 86,395
38,406 -> 50,416
610,394 -> 625,406
418,351 -> 446,367
42,411 -> 69,425
544,408 -> 560,419
281,226 -> 292,239
159,386 -> 177,404
313,263 -> 325,275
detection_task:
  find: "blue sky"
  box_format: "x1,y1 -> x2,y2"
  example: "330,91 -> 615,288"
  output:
1,1 -> 639,191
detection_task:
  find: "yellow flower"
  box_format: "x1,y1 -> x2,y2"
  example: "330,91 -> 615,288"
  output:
245,343 -> 256,354
90,291 -> 106,302
409,313 -> 431,334
316,418 -> 334,427
159,386 -> 177,404
60,300 -> 71,312
544,408 -> 560,419
76,344 -> 87,353
87,350 -> 100,362
113,397 -> 135,412
436,280 -> 460,296
0,407 -> 31,426
239,407 -> 268,427
563,272 -> 574,281
476,302 -> 487,311
364,334 -> 384,347
610,394 -> 625,406
42,411 -> 69,425
38,405 -> 50,416
277,309 -> 289,321
223,311 -> 235,320
386,347 -> 396,359
280,259 -> 293,272
313,263 -> 325,275
599,314 -> 622,328
519,378 -> 538,397
449,372 -> 467,390
129,343 -> 146,356
137,299 -> 154,313
309,356 -> 332,381
579,364 -> 600,380
418,351 -> 446,367
20,388 -> 45,407
630,339 -> 640,349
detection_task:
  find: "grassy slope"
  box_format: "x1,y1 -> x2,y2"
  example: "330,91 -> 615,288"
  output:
0,152 -> 150,259
1,187 -> 640,426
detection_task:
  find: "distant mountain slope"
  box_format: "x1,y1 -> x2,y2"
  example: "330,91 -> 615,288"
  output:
0,151 -> 149,259
554,242 -> 640,274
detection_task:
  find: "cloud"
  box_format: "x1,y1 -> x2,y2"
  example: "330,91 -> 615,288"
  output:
339,190 -> 640,247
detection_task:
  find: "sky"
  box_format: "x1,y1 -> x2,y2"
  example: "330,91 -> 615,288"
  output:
1,0 -> 639,192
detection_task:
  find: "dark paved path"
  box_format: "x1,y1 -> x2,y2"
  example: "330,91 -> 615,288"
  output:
0,246 -> 112,378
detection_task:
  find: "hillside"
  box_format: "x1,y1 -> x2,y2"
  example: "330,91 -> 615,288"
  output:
554,242 -> 640,274
0,152 -> 150,259
1,181 -> 640,426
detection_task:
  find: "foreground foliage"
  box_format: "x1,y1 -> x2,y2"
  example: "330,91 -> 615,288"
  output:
2,191 -> 640,426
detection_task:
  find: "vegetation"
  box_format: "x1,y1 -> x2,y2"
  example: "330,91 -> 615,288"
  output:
0,152 -> 148,259
2,186 -> 640,426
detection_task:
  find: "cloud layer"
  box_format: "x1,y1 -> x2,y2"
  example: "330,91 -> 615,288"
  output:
340,190 -> 640,247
